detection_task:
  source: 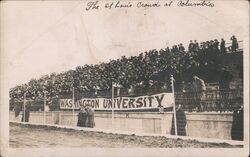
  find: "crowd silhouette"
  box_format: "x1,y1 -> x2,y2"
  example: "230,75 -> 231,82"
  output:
10,36 -> 241,101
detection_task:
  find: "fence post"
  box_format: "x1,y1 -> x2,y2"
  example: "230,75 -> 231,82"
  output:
171,75 -> 178,136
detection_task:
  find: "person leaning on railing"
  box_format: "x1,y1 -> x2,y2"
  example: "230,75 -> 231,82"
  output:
192,76 -> 206,112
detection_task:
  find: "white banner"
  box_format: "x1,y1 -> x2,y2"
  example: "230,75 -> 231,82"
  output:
60,92 -> 174,110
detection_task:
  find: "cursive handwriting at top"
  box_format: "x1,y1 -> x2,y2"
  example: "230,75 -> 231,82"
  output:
85,0 -> 215,11
105,1 -> 132,9
137,2 -> 161,8
86,1 -> 100,11
177,0 -> 214,7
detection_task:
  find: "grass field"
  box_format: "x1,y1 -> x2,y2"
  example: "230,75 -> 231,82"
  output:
10,123 -> 243,148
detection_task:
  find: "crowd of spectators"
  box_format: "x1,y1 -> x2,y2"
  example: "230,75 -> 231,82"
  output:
10,36 -> 241,102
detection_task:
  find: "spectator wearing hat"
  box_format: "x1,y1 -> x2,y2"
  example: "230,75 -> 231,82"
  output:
220,38 -> 226,54
213,39 -> 219,51
178,43 -> 185,52
86,106 -> 95,128
194,40 -> 199,52
231,35 -> 238,52
188,40 -> 194,52
77,107 -> 87,127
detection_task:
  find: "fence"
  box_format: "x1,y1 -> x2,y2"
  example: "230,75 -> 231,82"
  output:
175,89 -> 243,112
9,87 -> 244,141
10,88 -> 243,112
225,40 -> 243,52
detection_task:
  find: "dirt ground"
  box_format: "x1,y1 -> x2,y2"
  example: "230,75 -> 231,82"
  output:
10,123 -> 242,148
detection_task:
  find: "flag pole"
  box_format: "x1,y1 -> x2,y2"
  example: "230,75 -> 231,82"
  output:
111,82 -> 114,130
171,75 -> 178,136
72,87 -> 75,125
23,92 -> 26,122
43,91 -> 46,124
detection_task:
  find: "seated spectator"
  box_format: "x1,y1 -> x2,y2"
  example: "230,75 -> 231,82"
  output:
182,82 -> 192,93
9,35 -> 242,115
128,85 -> 135,96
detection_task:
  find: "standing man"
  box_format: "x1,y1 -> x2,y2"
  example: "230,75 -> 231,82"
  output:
188,40 -> 194,52
220,38 -> 226,54
213,39 -> 219,52
231,98 -> 243,141
171,104 -> 187,136
77,107 -> 87,127
192,76 -> 206,112
194,40 -> 199,52
230,35 -> 238,52
86,106 -> 95,128
182,82 -> 193,112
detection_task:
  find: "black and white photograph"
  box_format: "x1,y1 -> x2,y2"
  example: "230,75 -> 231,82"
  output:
0,0 -> 249,157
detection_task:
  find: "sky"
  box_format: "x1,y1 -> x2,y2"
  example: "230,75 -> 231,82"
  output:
1,0 -> 249,88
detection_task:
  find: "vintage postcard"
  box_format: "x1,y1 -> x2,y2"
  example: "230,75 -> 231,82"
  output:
0,0 -> 249,157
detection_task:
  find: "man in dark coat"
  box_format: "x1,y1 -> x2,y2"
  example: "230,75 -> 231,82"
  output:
86,106 -> 95,128
231,98 -> 243,141
230,35 -> 238,52
77,107 -> 87,127
220,38 -> 226,54
171,104 -> 187,136
188,40 -> 194,52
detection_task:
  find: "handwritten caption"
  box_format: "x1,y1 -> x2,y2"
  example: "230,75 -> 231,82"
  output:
85,0 -> 215,11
